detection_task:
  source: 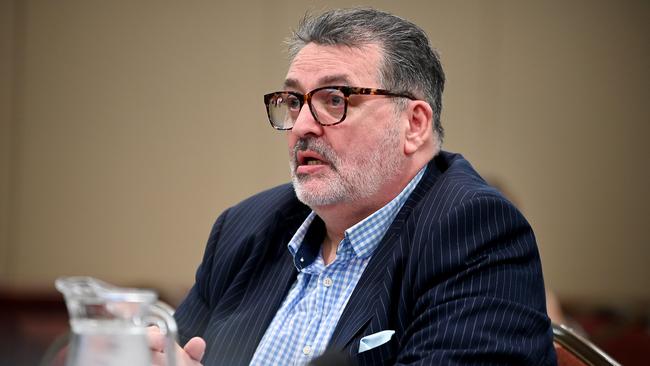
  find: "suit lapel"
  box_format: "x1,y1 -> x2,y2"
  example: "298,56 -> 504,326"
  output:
225,204 -> 309,364
328,158 -> 442,350
327,229 -> 399,350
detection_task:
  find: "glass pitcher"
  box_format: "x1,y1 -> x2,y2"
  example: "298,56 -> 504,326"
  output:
55,276 -> 177,366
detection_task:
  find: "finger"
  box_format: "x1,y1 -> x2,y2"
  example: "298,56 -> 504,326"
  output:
152,342 -> 184,366
147,326 -> 166,353
183,337 -> 206,362
150,350 -> 166,366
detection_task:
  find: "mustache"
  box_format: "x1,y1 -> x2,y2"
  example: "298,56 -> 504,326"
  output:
293,138 -> 338,170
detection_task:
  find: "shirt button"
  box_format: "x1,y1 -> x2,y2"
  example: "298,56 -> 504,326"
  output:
303,345 -> 313,355
323,277 -> 333,287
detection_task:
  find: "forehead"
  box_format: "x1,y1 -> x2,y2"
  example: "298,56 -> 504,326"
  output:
285,43 -> 383,91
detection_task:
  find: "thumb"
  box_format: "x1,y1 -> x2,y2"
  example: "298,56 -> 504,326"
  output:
183,337 -> 206,362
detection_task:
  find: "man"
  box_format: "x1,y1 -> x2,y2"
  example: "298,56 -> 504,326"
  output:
150,8 -> 556,365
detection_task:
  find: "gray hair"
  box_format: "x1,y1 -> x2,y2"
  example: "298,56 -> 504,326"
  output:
287,8 -> 446,143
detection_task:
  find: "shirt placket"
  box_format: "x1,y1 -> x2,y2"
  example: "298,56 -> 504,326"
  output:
292,261 -> 322,364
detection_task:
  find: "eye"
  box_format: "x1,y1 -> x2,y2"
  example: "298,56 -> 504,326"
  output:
286,95 -> 301,111
328,95 -> 344,107
323,92 -> 345,108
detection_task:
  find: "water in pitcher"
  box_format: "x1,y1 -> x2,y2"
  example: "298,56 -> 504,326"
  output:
66,319 -> 151,366
55,277 -> 177,366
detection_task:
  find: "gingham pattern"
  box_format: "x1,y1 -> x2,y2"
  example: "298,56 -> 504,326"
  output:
250,168 -> 425,365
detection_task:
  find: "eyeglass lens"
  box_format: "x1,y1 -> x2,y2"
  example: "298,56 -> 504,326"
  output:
267,88 -> 347,129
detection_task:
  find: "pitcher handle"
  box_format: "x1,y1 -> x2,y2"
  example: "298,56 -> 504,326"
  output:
146,301 -> 178,366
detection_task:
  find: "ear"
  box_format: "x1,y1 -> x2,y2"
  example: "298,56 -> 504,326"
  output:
403,100 -> 433,155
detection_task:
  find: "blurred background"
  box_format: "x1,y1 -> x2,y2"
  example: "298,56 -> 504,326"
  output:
1,0 -> 648,364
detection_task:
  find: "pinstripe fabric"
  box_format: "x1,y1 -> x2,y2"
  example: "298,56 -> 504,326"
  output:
174,151 -> 557,365
249,168 -> 424,365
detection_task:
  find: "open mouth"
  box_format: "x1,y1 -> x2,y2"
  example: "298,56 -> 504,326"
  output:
297,151 -> 328,167
295,150 -> 333,175
303,157 -> 325,165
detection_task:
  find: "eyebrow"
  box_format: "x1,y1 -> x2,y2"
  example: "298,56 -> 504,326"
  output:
283,74 -> 353,90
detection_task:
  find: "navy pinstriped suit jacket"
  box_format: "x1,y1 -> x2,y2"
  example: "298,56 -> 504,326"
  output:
174,151 -> 557,365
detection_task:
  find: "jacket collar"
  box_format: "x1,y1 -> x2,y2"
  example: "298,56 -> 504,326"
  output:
327,155 -> 445,350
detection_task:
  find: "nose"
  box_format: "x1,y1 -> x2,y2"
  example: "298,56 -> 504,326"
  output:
290,102 -> 323,138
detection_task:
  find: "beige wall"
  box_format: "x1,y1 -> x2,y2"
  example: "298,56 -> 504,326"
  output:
1,0 -> 17,281
1,0 -> 648,305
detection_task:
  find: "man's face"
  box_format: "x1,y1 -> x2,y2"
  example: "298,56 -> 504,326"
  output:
285,43 -> 406,208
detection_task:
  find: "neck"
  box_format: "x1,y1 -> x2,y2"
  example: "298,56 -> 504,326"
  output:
313,159 -> 427,265
315,201 -> 374,266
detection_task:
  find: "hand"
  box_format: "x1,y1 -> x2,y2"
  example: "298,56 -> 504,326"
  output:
148,326 -> 206,366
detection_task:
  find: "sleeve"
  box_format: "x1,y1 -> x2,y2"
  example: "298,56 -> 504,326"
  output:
396,195 -> 556,365
173,208 -> 230,345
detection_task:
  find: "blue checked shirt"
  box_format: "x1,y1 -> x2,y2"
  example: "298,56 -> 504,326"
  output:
250,167 -> 425,365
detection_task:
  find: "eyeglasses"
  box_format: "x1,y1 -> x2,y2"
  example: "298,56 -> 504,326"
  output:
263,86 -> 416,130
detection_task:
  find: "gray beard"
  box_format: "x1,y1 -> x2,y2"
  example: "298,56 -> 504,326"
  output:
289,126 -> 403,208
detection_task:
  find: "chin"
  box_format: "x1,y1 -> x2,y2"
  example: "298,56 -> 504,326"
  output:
293,181 -> 348,208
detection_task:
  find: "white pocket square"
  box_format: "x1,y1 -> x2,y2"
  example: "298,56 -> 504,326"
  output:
358,330 -> 395,353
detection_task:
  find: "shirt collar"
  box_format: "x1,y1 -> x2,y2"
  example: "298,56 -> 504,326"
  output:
288,166 -> 426,270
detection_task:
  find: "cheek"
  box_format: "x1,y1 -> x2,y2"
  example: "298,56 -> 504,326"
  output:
286,133 -> 297,153
325,135 -> 352,159
335,138 -> 368,163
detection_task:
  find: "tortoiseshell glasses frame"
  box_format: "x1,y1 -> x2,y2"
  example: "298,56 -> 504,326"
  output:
263,86 -> 416,130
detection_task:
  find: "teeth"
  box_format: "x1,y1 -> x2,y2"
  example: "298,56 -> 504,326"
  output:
306,160 -> 321,165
